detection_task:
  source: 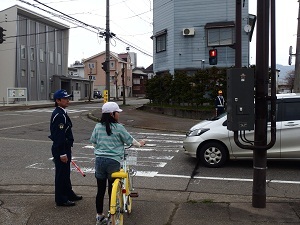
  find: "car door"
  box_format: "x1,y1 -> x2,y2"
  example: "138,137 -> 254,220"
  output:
228,101 -> 281,158
278,98 -> 300,158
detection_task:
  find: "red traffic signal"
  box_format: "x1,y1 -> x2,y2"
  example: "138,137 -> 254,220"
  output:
209,49 -> 217,65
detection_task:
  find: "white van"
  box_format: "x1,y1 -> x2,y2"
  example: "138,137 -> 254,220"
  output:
183,93 -> 300,167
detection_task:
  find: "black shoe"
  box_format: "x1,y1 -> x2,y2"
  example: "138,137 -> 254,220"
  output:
69,195 -> 83,201
56,200 -> 75,207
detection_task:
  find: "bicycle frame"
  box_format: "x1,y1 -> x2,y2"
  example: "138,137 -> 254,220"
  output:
109,149 -> 136,224
110,168 -> 130,214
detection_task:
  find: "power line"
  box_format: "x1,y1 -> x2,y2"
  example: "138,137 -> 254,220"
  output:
114,36 -> 152,57
20,0 -> 152,58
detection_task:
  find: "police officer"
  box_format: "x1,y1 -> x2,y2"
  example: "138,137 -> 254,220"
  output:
49,89 -> 82,206
215,90 -> 225,116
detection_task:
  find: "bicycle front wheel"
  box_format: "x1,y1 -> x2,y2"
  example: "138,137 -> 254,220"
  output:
110,180 -> 124,225
126,195 -> 132,214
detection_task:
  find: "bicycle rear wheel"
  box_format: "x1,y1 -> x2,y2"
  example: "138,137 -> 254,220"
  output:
110,180 -> 124,225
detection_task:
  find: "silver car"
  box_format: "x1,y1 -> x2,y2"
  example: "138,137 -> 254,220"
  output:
183,93 -> 300,167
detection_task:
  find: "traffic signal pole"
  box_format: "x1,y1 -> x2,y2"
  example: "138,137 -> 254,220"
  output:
252,0 -> 273,208
105,0 -> 110,100
235,0 -> 242,68
293,1 -> 300,92
232,0 -> 276,208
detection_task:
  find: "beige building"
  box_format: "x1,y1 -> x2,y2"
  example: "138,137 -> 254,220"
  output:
83,51 -> 133,98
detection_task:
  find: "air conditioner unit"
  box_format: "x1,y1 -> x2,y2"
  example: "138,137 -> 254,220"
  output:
183,28 -> 195,36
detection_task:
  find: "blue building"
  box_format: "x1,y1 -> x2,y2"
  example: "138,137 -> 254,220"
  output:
153,0 -> 253,74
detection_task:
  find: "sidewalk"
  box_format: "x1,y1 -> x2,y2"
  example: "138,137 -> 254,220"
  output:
1,98 -> 300,224
1,184 -> 299,224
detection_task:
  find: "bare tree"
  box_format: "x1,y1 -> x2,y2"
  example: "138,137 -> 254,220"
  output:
284,70 -> 295,92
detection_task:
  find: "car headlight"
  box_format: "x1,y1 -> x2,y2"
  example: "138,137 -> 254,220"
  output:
186,128 -> 210,137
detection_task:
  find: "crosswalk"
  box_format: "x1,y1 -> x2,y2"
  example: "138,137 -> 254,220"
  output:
16,108 -> 89,114
26,131 -> 185,178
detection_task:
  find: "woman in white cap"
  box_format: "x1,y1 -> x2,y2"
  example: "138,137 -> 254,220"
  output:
90,102 -> 145,225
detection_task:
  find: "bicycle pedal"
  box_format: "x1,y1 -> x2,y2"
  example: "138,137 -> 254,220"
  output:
129,192 -> 139,197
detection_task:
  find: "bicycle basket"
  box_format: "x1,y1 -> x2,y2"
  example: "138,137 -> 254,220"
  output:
125,149 -> 138,166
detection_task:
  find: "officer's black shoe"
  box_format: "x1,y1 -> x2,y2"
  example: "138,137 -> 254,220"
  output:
56,200 -> 75,207
69,195 -> 83,201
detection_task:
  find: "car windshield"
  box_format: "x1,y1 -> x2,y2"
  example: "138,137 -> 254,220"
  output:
208,112 -> 227,121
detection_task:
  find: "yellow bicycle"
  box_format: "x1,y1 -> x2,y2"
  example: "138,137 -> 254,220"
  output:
109,147 -> 138,225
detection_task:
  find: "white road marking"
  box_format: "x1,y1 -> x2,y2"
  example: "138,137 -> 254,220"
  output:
15,109 -> 88,113
136,171 -> 158,177
145,139 -> 183,144
139,156 -> 174,160
138,132 -> 185,137
0,121 -> 48,131
138,162 -> 167,167
83,145 -> 95,149
24,163 -> 300,185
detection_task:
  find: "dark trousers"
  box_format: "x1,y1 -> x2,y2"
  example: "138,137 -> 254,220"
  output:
96,178 -> 114,214
95,157 -> 120,214
216,107 -> 225,116
54,152 -> 75,204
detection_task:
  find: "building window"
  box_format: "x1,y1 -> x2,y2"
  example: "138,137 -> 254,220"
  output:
30,70 -> 35,78
30,47 -> 35,61
21,45 -> 26,59
133,78 -> 140,84
49,51 -> 54,64
21,69 -> 26,77
57,53 -> 61,65
40,49 -> 44,62
110,61 -> 115,70
41,80 -> 44,92
156,33 -> 166,53
205,21 -> 235,47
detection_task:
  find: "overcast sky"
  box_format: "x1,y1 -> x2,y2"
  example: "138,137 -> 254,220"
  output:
1,0 -> 299,68
249,0 -> 299,66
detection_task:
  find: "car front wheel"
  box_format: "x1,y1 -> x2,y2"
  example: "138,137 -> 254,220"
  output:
198,142 -> 228,168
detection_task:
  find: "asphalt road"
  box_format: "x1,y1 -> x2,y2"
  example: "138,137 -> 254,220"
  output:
1,101 -> 300,195
1,100 -> 300,224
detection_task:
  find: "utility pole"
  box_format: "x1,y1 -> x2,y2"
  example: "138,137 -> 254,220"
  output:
235,0 -> 242,68
121,65 -> 126,105
115,72 -> 119,100
88,68 -> 92,102
231,0 -> 276,208
105,0 -> 110,100
293,0 -> 300,92
252,0 -> 272,208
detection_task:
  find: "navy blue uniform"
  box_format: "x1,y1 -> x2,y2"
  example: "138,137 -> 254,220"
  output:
49,106 -> 76,205
215,95 -> 225,116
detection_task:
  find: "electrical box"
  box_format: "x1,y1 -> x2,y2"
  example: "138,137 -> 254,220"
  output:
227,68 -> 255,131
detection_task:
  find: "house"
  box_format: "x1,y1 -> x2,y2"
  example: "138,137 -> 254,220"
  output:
132,67 -> 148,97
69,60 -> 85,78
0,5 -> 90,103
152,0 -> 252,74
83,51 -> 133,98
144,64 -> 154,79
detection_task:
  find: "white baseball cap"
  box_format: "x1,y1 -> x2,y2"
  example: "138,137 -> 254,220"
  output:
102,102 -> 123,113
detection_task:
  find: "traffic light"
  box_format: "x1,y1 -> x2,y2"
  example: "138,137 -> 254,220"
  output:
101,61 -> 108,72
103,90 -> 108,103
0,26 -> 6,44
209,49 -> 217,65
